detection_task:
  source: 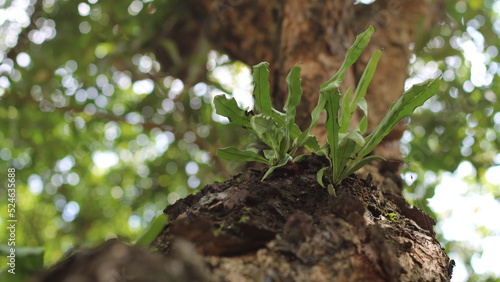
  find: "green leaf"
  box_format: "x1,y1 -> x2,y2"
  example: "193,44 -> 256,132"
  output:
269,109 -> 287,127
251,114 -> 289,166
277,134 -> 290,163
335,134 -> 358,183
340,155 -> 385,180
344,131 -> 365,147
358,115 -> 368,134
263,149 -> 276,161
335,131 -> 365,180
267,109 -> 319,152
251,114 -> 275,137
321,26 -> 374,90
294,91 -> 326,152
302,135 -> 321,152
350,50 -> 380,115
339,87 -> 352,133
261,166 -> 277,181
356,98 -> 369,134
350,49 -> 377,135
316,146 -> 329,157
284,64 -> 303,113
327,184 -> 336,196
357,78 -> 441,160
284,65 -> 303,155
251,114 -> 282,151
293,154 -> 309,163
252,62 -> 272,115
262,156 -> 290,180
214,95 -> 253,131
316,166 -> 329,188
217,147 -> 270,164
135,214 -> 168,247
323,85 -> 342,175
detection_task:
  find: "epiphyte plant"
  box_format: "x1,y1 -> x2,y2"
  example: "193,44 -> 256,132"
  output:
215,26 -> 441,195
317,26 -> 440,194
214,60 -> 324,180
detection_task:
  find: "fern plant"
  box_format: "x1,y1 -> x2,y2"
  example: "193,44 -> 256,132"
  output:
316,26 -> 440,194
214,61 -> 324,180
215,26 -> 441,194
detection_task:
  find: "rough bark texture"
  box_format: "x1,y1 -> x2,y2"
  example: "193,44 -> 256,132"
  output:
34,157 -> 453,282
152,1 -> 452,280
33,1 -> 453,281
152,0 -> 440,162
151,156 -> 452,281
187,0 -> 436,161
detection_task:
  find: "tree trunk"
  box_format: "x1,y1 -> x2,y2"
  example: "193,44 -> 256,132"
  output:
154,0 -> 452,280
34,1 -> 453,281
35,157 -> 453,282
192,0 -> 434,162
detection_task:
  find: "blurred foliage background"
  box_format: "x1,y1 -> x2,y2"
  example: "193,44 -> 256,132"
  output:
0,0 -> 499,281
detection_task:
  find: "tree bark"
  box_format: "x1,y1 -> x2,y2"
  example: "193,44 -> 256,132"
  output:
151,0 -> 452,280
184,0 -> 434,162
34,1 -> 453,281
35,157 -> 453,282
